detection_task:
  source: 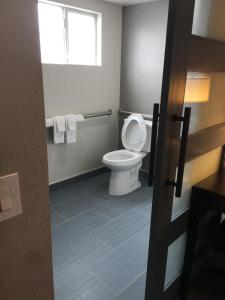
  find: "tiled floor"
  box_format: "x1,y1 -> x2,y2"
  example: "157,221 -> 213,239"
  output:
50,172 -> 153,300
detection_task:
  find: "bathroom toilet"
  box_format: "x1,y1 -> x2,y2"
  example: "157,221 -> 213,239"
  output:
103,113 -> 152,196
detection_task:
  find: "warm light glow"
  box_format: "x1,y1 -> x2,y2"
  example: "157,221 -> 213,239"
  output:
184,75 -> 210,103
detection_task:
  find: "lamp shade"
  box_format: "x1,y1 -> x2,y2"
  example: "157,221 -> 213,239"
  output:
184,74 -> 210,103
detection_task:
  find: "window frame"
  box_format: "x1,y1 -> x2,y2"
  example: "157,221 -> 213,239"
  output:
38,0 -> 102,66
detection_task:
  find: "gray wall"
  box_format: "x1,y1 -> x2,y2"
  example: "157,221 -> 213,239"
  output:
42,0 -> 122,184
120,0 -> 169,115
119,0 -> 169,172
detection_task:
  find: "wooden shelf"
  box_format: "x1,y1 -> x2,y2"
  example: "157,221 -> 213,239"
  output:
188,35 -> 225,72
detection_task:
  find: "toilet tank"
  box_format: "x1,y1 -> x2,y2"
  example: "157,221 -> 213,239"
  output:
142,120 -> 152,153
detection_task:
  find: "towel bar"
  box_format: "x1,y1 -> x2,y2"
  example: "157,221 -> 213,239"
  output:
45,109 -> 113,128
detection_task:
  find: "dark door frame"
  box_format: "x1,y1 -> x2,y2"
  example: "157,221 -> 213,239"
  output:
145,1 -> 196,299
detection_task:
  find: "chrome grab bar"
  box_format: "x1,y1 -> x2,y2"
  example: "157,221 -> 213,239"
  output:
84,109 -> 113,119
46,109 -> 113,128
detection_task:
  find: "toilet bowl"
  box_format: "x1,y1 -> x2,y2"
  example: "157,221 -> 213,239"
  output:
103,113 -> 152,196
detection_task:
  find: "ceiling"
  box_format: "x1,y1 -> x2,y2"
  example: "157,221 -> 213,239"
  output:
103,0 -> 158,6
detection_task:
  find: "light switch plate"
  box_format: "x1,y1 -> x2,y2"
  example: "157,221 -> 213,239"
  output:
0,173 -> 22,223
0,186 -> 13,211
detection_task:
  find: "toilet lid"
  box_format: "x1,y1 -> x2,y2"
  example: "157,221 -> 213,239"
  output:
122,113 -> 147,152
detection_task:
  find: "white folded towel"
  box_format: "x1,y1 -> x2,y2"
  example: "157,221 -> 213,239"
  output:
65,114 -> 84,144
53,116 -> 66,144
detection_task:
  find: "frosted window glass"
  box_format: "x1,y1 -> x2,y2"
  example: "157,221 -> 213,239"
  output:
67,12 -> 97,65
172,148 -> 222,221
165,233 -> 187,289
38,3 -> 65,64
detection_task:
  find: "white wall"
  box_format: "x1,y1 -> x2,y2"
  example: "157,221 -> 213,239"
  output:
42,0 -> 122,184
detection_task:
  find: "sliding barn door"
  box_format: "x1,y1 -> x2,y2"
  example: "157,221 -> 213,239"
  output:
145,0 -> 196,299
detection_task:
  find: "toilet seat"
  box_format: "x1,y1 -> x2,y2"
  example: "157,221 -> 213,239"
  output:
122,114 -> 147,153
103,149 -> 146,169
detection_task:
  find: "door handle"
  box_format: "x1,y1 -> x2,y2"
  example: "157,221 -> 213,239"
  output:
169,107 -> 191,197
148,103 -> 160,186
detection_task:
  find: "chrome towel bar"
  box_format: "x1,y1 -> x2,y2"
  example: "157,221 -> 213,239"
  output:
84,109 -> 113,119
46,109 -> 113,128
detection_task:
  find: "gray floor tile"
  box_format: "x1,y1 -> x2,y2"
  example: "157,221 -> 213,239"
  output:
130,194 -> 152,212
139,227 -> 151,240
87,173 -> 110,186
55,183 -> 152,220
132,185 -> 153,200
54,263 -> 91,289
95,194 -> 138,219
93,182 -> 109,196
89,235 -> 149,296
96,192 -> 152,219
60,173 -> 109,199
91,209 -> 149,248
52,209 -> 110,246
50,190 -> 73,208
54,265 -> 115,300
52,210 -> 112,271
77,278 -> 115,300
51,210 -> 66,228
60,182 -> 92,199
54,193 -> 104,219
54,283 -> 74,300
116,273 -> 146,300
51,174 -> 152,299
134,196 -> 152,217
53,233 -> 112,272
55,273 -> 114,300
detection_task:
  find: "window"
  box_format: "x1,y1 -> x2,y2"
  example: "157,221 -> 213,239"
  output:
38,1 -> 102,66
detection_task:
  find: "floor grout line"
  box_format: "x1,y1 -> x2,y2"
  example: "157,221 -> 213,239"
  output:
52,209 -> 68,221
51,190 -> 93,209
89,232 -> 114,251
51,209 -> 94,230
91,208 -> 113,221
115,271 -> 147,298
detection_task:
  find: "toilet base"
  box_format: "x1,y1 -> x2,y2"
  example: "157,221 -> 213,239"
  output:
109,162 -> 142,196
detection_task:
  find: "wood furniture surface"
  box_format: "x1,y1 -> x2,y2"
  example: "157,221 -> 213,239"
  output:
181,168 -> 225,299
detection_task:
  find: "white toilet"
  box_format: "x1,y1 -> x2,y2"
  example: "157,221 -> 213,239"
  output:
103,113 -> 152,196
